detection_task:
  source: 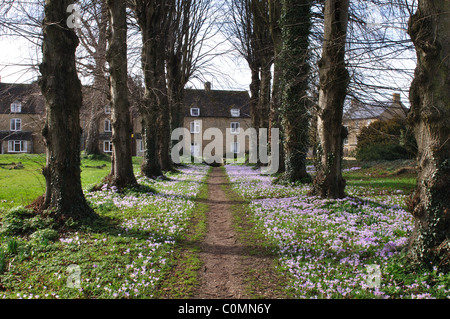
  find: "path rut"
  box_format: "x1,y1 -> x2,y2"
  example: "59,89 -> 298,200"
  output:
193,166 -> 247,299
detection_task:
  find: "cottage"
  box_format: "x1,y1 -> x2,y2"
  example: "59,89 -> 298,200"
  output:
342,93 -> 408,157
0,82 -> 45,154
0,80 -> 251,160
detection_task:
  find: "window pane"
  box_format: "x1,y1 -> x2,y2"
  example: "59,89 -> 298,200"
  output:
231,109 -> 240,117
231,122 -> 240,133
105,120 -> 111,132
10,119 -> 21,131
190,108 -> 200,116
190,121 -> 200,133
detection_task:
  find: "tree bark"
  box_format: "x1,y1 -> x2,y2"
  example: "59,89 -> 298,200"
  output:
249,64 -> 261,130
312,0 -> 350,199
406,0 -> 450,269
269,0 -> 285,173
133,0 -> 171,175
38,0 -> 94,219
106,0 -> 137,189
279,0 -> 313,183
81,0 -> 109,156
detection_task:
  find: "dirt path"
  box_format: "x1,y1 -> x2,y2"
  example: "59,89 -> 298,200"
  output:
193,166 -> 284,299
193,166 -> 246,299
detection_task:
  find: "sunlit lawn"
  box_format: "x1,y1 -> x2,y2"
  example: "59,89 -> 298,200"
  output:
0,154 -> 143,211
225,161 -> 450,299
0,154 -> 209,299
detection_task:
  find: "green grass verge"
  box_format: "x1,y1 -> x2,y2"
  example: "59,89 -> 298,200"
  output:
219,166 -> 290,299
154,166 -> 211,299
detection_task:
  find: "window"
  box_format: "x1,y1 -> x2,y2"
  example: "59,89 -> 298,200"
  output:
104,140 -> 113,153
8,140 -> 27,153
230,109 -> 240,117
104,119 -> 112,132
10,118 -> 22,131
190,121 -> 200,134
11,102 -> 22,113
231,142 -> 240,154
139,140 -> 145,152
190,108 -> 200,117
230,122 -> 240,134
105,105 -> 111,114
343,125 -> 349,145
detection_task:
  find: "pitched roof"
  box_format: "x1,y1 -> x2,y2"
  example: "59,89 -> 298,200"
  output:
344,95 -> 408,120
0,82 -> 44,115
183,88 -> 251,118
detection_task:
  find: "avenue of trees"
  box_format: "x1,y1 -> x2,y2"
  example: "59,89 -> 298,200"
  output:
0,0 -> 449,270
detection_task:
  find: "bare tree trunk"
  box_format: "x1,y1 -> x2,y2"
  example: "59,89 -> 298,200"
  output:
406,0 -> 450,269
259,58 -> 272,132
269,0 -> 285,173
278,0 -> 313,183
312,0 -> 350,199
38,0 -> 94,219
133,0 -> 171,175
106,0 -> 137,189
83,0 -> 109,156
85,106 -> 101,155
249,65 -> 261,130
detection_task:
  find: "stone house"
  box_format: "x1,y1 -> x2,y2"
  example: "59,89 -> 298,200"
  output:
178,82 -> 251,161
342,93 -> 408,157
0,82 -> 45,154
1,80 -> 251,160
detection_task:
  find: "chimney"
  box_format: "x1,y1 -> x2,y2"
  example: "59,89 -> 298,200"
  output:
393,93 -> 401,104
204,81 -> 211,92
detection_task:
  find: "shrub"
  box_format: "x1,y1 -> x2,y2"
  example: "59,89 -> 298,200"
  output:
355,118 -> 417,161
0,206 -> 55,236
0,249 -> 6,274
0,206 -> 34,235
30,228 -> 59,243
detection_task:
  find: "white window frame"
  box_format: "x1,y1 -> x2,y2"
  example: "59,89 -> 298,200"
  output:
190,108 -> 200,117
10,118 -> 22,132
344,125 -> 349,145
104,119 -> 112,132
11,102 -> 22,113
190,121 -> 200,134
230,109 -> 240,117
104,140 -> 113,153
231,142 -> 240,154
139,139 -> 145,152
105,105 -> 111,114
230,122 -> 240,134
8,140 -> 27,153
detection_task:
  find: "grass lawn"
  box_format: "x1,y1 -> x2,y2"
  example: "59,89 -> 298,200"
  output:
225,161 -> 449,299
0,154 -> 210,299
2,154 -> 449,300
0,154 -> 143,211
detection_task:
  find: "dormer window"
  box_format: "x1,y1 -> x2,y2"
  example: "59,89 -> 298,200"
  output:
11,101 -> 22,113
10,118 -> 22,132
105,105 -> 111,114
230,109 -> 240,117
190,108 -> 200,117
